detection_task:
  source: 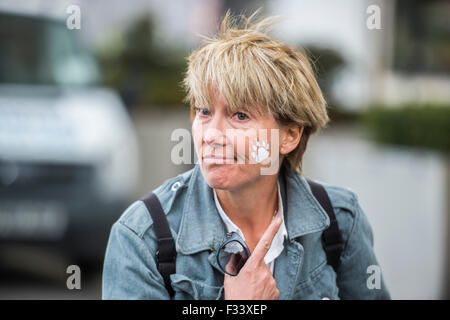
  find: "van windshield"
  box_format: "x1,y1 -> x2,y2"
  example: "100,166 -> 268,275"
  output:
0,12 -> 100,86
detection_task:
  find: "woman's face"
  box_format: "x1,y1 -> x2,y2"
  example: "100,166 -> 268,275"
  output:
192,93 -> 283,190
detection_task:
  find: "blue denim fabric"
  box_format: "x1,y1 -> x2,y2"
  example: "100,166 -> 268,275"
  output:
102,162 -> 391,300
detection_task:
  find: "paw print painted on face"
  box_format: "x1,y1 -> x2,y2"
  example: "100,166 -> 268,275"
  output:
251,140 -> 270,163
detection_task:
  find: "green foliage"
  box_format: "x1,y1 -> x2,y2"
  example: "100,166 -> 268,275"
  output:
303,45 -> 346,108
363,103 -> 450,153
327,107 -> 361,123
96,15 -> 187,107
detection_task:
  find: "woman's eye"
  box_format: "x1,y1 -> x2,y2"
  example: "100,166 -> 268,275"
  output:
234,112 -> 249,121
195,107 -> 211,116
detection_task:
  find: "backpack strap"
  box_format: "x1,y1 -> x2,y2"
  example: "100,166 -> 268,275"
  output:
140,192 -> 176,298
306,179 -> 343,272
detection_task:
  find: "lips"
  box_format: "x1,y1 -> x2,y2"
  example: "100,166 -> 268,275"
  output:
202,154 -> 235,164
203,154 -> 232,159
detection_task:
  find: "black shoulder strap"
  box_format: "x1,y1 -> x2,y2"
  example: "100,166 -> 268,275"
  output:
140,192 -> 176,298
306,179 -> 343,272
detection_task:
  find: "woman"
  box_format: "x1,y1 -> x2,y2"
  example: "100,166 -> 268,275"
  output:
102,11 -> 390,300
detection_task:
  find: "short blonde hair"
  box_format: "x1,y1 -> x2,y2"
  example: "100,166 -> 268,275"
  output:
182,10 -> 329,175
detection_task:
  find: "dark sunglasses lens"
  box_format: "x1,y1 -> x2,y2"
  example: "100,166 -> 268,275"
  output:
218,240 -> 249,276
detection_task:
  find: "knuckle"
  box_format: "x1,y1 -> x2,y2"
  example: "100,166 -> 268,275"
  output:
261,263 -> 271,272
242,264 -> 253,274
275,289 -> 280,298
242,269 -> 252,278
245,256 -> 257,266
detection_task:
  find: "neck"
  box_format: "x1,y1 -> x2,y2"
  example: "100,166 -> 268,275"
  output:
215,174 -> 279,235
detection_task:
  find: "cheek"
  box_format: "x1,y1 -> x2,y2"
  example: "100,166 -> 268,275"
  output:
231,134 -> 249,162
192,123 -> 203,150
229,130 -> 261,162
230,129 -> 275,164
249,130 -> 274,162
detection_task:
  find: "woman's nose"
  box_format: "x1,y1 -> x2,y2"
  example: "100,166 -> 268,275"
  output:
203,126 -> 226,145
203,117 -> 227,145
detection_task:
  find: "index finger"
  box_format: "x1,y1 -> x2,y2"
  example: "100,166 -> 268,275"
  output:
247,216 -> 282,265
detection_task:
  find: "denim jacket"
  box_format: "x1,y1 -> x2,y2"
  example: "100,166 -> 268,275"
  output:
102,162 -> 391,300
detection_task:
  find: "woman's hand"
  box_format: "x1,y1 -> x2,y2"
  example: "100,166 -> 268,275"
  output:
224,217 -> 282,300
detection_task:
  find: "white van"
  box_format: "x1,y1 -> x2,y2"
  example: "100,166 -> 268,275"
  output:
0,11 -> 139,268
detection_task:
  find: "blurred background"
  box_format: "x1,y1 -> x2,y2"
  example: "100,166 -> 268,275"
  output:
0,0 -> 448,299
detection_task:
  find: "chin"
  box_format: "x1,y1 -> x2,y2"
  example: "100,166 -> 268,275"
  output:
200,163 -> 245,190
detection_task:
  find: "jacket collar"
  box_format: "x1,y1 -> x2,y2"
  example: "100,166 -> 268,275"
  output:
176,161 -> 330,255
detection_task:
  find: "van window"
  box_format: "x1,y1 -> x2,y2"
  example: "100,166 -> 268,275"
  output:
0,13 -> 100,86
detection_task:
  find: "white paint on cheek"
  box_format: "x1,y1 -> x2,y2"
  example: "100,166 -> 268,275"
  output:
251,139 -> 270,163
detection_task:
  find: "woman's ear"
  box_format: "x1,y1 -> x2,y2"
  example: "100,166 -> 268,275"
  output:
280,125 -> 303,155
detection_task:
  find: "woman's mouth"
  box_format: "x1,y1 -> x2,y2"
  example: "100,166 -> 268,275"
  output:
202,154 -> 236,164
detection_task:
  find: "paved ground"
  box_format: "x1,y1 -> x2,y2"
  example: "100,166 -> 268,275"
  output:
0,245 -> 102,299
